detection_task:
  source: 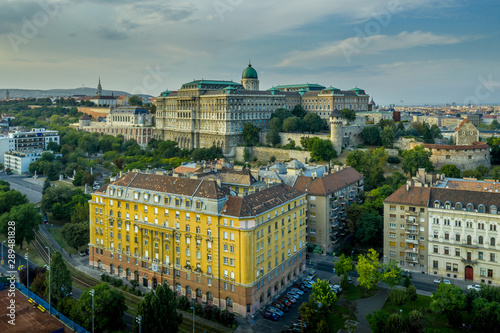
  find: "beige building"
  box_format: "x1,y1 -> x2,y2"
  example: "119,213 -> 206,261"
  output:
293,166 -> 364,255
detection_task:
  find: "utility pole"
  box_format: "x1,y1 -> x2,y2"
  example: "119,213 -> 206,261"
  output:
25,249 -> 29,299
90,289 -> 95,333
46,246 -> 51,314
191,306 -> 195,333
136,315 -> 142,333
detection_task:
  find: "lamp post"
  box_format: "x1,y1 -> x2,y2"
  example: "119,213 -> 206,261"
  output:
190,306 -> 195,333
136,315 -> 142,333
90,289 -> 95,333
351,250 -> 354,261
25,249 -> 29,299
1,240 -> 5,265
46,246 -> 51,315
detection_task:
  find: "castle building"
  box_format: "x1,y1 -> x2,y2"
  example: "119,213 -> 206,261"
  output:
89,172 -> 307,315
90,78 -> 117,107
153,64 -> 370,155
384,171 -> 500,285
78,106 -> 154,147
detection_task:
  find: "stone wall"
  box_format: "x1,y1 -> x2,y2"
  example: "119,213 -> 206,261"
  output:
77,107 -> 111,119
394,137 -> 419,150
234,146 -> 311,163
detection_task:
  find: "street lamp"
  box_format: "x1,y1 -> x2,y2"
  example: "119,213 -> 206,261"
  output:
351,250 -> 354,261
190,306 -> 195,333
136,315 -> 142,333
1,240 -> 5,265
25,249 -> 29,299
89,289 -> 95,333
46,246 -> 51,315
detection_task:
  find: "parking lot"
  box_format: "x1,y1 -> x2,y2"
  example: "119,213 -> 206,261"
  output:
251,266 -> 341,332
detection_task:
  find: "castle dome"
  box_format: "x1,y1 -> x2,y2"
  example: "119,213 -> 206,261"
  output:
242,64 -> 258,79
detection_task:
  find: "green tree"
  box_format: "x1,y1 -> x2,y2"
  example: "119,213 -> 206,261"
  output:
266,131 -> 281,147
72,171 -> 83,186
367,310 -> 389,333
243,148 -> 251,162
334,254 -> 353,289
271,108 -> 293,122
340,108 -> 356,122
303,113 -> 324,133
292,105 -> 306,118
41,186 -> 73,214
440,164 -> 461,178
361,126 -> 381,146
298,299 -> 321,332
381,259 -> 402,289
62,222 -> 89,251
46,252 -> 72,304
242,122 -> 261,146
380,126 -> 396,148
135,282 -> 183,333
0,190 -> 29,214
355,213 -> 383,246
407,309 -> 426,332
309,138 -> 337,161
72,283 -> 127,332
346,204 -> 364,233
476,165 -> 490,178
269,117 -> 282,132
282,116 -> 300,132
402,145 -> 434,176
346,148 -> 387,191
71,202 -> 89,224
31,271 -> 47,298
356,249 -> 381,293
128,95 -> 143,106
384,313 -> 406,333
0,203 -> 41,249
42,178 -> 51,195
472,298 -> 500,332
430,283 -> 466,326
312,278 -> 337,311
46,162 -> 60,181
493,166 -> 500,180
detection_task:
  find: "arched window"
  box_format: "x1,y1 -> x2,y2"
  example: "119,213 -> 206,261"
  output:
479,236 -> 484,245
109,209 -> 113,216
467,235 -> 472,245
491,206 -> 498,215
207,292 -> 213,301
196,288 -> 202,297
434,200 -> 440,208
455,202 -> 463,210
176,283 -> 182,292
492,238 -> 496,246
445,202 -> 451,209
467,203 -> 474,212
478,205 -> 486,213
226,297 -> 233,307
186,286 -> 192,296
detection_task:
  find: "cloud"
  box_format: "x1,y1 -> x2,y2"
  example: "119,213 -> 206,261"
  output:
97,26 -> 129,40
0,1 -> 44,34
276,31 -> 469,67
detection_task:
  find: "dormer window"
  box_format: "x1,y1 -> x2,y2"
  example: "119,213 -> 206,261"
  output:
445,202 -> 451,210
195,201 -> 202,210
455,202 -> 462,210
175,198 -> 181,207
143,193 -> 149,201
467,203 -> 474,212
491,206 -> 498,215
134,192 -> 139,200
434,201 -> 440,208
154,195 -> 159,203
478,205 -> 486,214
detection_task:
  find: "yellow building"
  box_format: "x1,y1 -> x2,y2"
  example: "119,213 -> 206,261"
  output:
89,172 -> 307,315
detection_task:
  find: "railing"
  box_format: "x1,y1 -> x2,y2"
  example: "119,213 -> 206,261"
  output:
461,258 -> 478,265
405,239 -> 419,244
405,210 -> 419,217
405,257 -> 418,263
462,241 -> 478,249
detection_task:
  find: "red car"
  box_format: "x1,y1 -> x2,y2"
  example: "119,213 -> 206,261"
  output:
279,298 -> 292,307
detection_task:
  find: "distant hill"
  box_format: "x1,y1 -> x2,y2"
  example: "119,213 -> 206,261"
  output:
0,87 -> 153,100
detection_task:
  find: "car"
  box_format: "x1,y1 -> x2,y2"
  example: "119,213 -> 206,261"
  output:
434,279 -> 451,284
291,288 -> 304,296
283,296 -> 297,304
332,284 -> 342,292
264,311 -> 280,321
267,306 -> 284,317
331,288 -> 340,295
302,278 -> 313,285
25,174 -> 33,178
18,265 -> 26,272
402,271 -> 412,278
272,302 -> 288,312
307,270 -> 316,279
78,251 -> 87,257
286,293 -> 299,301
279,298 -> 292,307
301,280 -> 313,288
298,284 -> 308,291
332,267 -> 336,274
467,284 -> 481,291
348,277 -> 353,284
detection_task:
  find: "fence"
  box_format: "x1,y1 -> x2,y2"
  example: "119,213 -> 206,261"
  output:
16,282 -> 90,333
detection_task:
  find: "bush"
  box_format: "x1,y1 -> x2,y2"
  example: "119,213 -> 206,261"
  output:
388,156 -> 400,164
389,289 -> 407,306
177,296 -> 190,311
406,285 -> 417,301
130,280 -> 139,289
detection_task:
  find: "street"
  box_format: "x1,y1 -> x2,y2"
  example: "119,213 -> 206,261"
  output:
0,174 -> 43,203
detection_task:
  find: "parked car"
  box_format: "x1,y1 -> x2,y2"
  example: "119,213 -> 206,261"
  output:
284,295 -> 297,303
467,284 -> 481,291
301,280 -> 313,288
272,302 -> 288,312
332,284 -> 342,292
307,270 -> 316,279
287,293 -> 299,301
402,271 -> 412,278
78,251 -> 87,257
264,311 -> 280,321
279,298 -> 292,307
434,279 -> 451,284
291,288 -> 304,296
267,306 -> 284,317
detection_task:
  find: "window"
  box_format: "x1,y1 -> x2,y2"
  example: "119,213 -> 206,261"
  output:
480,268 -> 486,277
433,245 -> 438,253
467,203 -> 474,212
488,269 -> 493,278
445,232 -> 449,240
446,262 -> 451,271
491,253 -> 496,262
456,234 -> 460,242
479,252 -> 483,260
492,238 -> 496,246
453,264 -> 458,272
389,233 -> 396,238
455,248 -> 460,257
389,223 -> 396,229
444,247 -> 449,255
433,261 -> 438,269
479,236 -> 484,245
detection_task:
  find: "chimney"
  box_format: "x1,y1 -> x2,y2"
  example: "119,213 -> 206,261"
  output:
119,171 -> 123,178
312,172 -> 317,180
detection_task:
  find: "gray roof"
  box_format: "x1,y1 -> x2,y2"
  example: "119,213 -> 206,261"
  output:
110,106 -> 150,115
286,159 -> 304,170
269,163 -> 287,174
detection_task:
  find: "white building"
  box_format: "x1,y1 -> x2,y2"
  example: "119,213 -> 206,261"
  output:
0,128 -> 59,163
4,150 -> 46,175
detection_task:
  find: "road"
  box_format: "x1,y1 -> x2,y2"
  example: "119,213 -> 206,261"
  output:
0,174 -> 43,203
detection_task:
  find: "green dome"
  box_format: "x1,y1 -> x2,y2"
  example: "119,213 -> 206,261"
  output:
242,64 -> 258,79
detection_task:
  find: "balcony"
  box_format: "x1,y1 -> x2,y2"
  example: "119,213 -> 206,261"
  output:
405,210 -> 419,217
462,242 -> 478,249
406,219 -> 419,226
175,264 -> 181,269
405,247 -> 419,254
405,229 -> 418,235
153,258 -> 160,264
405,257 -> 419,263
461,258 -> 478,265
405,239 -> 419,244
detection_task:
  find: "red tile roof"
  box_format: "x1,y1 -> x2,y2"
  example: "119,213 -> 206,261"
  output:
384,185 -> 431,206
293,167 -> 364,196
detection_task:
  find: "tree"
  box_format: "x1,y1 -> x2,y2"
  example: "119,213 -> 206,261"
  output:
31,271 -> 47,298
0,203 -> 41,248
385,313 -> 405,333
340,108 -> 356,122
346,204 -> 364,233
72,171 -> 83,186
334,254 -> 353,289
346,148 -> 387,191
62,222 -> 89,251
41,186 -> 73,214
407,309 -> 426,332
356,249 -> 381,293
367,310 -> 389,333
271,108 -> 292,122
266,131 -> 281,147
46,162 -> 60,181
134,282 -> 182,333
46,252 -> 72,304
493,166 -> 500,180
0,190 -> 29,214
243,147 -> 250,162
361,126 -> 381,146
282,116 -> 300,132
402,145 -> 434,176
269,117 -> 282,132
128,95 -> 143,106
292,105 -> 306,118
380,126 -> 395,148
381,259 -> 402,289
242,122 -> 261,146
430,283 -> 466,326
356,213 -> 383,246
113,158 -> 125,170
42,178 -> 51,195
312,279 -> 337,311
71,202 -> 89,224
309,138 -> 337,161
299,299 -> 321,332
472,297 -> 500,332
72,283 -> 127,332
303,113 -> 324,133
440,164 -> 461,178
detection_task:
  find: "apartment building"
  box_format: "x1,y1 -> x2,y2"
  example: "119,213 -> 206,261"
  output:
89,172 -> 307,315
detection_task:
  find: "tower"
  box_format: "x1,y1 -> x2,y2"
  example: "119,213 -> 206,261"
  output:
96,77 -> 102,96
5,90 -> 9,100
329,109 -> 344,155
241,63 -> 259,90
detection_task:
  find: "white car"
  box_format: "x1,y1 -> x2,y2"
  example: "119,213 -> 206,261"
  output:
467,284 -> 481,291
267,306 -> 284,317
434,279 -> 451,284
291,288 -> 304,296
332,284 -> 342,292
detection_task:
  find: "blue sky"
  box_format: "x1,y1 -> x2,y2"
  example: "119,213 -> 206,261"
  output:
0,0 -> 499,105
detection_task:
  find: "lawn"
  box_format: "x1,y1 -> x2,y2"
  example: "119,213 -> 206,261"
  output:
47,226 -> 80,255
382,294 -> 466,333
341,284 -> 380,300
0,233 -> 46,267
326,304 -> 357,332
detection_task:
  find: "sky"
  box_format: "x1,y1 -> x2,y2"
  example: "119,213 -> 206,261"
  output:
0,0 -> 499,105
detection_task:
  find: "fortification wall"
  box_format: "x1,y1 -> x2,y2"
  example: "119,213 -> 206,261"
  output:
234,146 -> 311,163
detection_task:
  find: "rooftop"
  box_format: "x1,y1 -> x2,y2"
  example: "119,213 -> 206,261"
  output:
293,166 -> 364,196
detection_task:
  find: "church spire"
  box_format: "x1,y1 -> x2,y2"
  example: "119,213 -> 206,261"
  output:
97,77 -> 102,96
